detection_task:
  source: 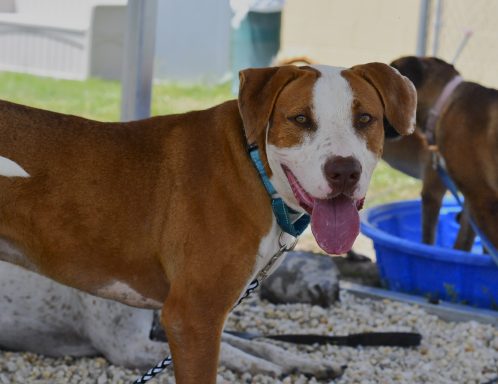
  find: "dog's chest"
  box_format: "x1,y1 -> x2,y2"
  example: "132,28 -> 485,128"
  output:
250,217 -> 297,284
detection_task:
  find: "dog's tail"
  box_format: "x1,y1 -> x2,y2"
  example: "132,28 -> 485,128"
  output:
274,56 -> 316,66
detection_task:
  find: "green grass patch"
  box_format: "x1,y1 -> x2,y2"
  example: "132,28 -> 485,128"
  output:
367,161 -> 421,207
0,72 -> 232,121
0,72 -> 122,121
0,71 -> 420,203
151,81 -> 232,117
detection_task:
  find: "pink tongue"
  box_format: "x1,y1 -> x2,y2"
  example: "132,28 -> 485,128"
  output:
311,195 -> 360,255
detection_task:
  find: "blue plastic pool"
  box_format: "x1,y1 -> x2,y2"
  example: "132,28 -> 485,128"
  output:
361,199 -> 498,309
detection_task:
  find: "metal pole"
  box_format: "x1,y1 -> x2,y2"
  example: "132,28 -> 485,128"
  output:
431,0 -> 443,56
451,29 -> 473,65
120,0 -> 158,122
416,0 -> 430,56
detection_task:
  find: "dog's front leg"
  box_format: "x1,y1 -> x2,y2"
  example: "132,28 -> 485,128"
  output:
161,261 -> 253,384
161,290 -> 228,383
421,163 -> 447,244
466,197 -> 498,254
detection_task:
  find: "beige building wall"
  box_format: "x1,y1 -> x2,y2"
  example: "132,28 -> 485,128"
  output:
426,0 -> 498,88
280,0 -> 498,88
280,0 -> 420,68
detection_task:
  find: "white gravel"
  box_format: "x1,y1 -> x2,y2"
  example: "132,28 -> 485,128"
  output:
1,291 -> 497,384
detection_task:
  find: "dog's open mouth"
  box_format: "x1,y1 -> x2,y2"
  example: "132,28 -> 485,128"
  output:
283,165 -> 364,255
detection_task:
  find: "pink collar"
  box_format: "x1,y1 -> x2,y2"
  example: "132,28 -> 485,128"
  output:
425,75 -> 463,144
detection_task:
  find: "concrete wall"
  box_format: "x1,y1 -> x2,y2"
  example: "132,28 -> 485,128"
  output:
154,0 -> 232,83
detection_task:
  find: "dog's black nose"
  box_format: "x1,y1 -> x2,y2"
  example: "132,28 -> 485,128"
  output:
324,156 -> 362,194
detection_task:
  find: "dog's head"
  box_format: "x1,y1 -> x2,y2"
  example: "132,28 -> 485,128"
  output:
390,56 -> 460,127
238,63 -> 416,254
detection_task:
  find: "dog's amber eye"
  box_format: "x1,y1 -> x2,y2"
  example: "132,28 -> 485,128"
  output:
289,113 -> 316,130
294,115 -> 308,124
358,114 -> 372,124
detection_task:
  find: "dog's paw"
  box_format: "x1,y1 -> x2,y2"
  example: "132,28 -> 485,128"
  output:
314,363 -> 347,380
287,360 -> 346,380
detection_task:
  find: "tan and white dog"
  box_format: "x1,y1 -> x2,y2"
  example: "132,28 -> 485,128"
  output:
0,63 -> 415,383
384,56 -> 498,251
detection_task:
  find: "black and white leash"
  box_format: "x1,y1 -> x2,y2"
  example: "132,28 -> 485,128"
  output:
132,233 -> 296,384
133,356 -> 172,384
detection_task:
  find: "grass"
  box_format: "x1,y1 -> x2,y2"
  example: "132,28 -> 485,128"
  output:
0,72 -> 232,121
0,71 -> 420,204
0,72 -> 122,121
366,162 -> 421,207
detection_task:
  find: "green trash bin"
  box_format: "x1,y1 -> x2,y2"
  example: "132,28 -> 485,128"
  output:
231,11 -> 282,93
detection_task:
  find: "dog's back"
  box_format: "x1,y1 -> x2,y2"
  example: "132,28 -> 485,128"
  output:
438,82 -> 498,233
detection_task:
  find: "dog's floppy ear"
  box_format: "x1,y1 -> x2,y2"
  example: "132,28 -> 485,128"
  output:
238,66 -> 301,144
351,62 -> 417,136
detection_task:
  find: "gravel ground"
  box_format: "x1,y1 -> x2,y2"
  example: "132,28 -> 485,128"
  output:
1,291 -> 497,384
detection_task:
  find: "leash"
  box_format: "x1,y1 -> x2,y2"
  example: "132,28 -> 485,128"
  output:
433,152 -> 498,266
133,145 -> 308,383
133,357 -> 172,384
225,331 -> 422,348
149,318 -> 422,348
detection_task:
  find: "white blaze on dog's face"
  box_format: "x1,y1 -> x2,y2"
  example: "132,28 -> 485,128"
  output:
267,65 -> 381,206
238,63 -> 416,254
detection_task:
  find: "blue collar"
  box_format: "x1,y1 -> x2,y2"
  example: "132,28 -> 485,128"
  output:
248,145 -> 310,237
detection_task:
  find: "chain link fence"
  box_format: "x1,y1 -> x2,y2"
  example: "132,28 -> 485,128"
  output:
425,0 -> 498,88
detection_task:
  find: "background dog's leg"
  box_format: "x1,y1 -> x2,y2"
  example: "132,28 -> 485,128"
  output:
421,165 -> 447,244
221,333 -> 344,379
453,202 -> 476,251
219,341 -> 282,377
80,297 -> 168,369
467,197 -> 498,254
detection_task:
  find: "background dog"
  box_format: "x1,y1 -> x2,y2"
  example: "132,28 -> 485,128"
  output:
384,56 -> 498,252
0,261 -> 337,378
